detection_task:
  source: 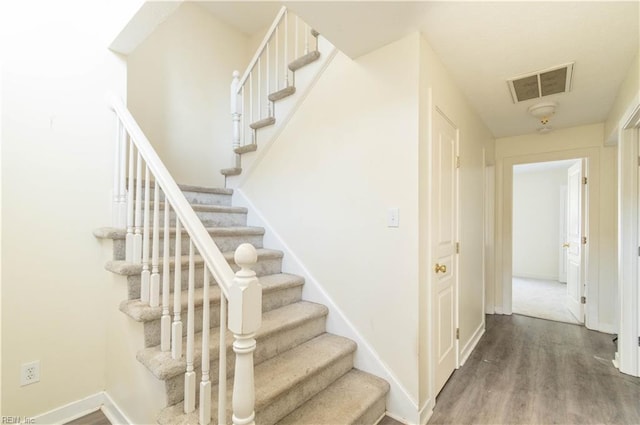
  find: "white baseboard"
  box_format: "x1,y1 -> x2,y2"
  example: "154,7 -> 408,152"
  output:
418,399 -> 434,425
459,321 -> 485,366
597,321 -> 617,335
233,189 -> 419,422
512,273 -> 559,281
33,392 -> 131,425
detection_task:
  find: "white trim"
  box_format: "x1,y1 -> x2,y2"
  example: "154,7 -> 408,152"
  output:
418,398 -> 434,425
495,148 -> 601,332
33,392 -> 131,425
233,189 -> 419,422
101,392 -> 134,425
597,321 -> 617,335
385,411 -> 411,425
459,321 -> 485,366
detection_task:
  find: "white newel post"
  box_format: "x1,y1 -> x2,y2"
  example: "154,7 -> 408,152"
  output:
231,71 -> 241,154
229,244 -> 261,425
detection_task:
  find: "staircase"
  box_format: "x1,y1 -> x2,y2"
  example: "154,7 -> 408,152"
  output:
96,184 -> 390,423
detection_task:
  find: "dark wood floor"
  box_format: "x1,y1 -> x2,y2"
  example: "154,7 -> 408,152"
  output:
65,410 -> 111,425
429,314 -> 640,424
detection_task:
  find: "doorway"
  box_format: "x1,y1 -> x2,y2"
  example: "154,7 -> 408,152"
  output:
511,159 -> 584,325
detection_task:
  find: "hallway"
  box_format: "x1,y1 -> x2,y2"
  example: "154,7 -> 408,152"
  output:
428,315 -> 640,424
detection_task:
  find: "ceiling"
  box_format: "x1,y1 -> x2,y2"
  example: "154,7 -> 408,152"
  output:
200,1 -> 639,138
514,159 -> 579,174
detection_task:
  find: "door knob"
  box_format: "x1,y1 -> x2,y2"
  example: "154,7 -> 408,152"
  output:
562,243 -> 570,248
434,263 -> 447,274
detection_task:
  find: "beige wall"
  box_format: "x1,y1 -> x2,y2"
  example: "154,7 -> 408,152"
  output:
495,123 -> 618,332
418,35 -> 495,413
605,52 -> 640,143
127,2 -> 250,188
513,166 -> 569,280
0,0 -> 139,417
242,34 -> 422,415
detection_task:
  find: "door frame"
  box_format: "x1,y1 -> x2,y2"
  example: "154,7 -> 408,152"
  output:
618,101 -> 640,376
494,147 -> 600,330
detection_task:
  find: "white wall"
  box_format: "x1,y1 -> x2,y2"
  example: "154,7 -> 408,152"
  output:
605,52 -> 640,143
127,2 -> 251,188
418,35 -> 495,416
242,34 -> 422,419
512,166 -> 568,280
0,0 -> 140,417
495,123 -> 618,333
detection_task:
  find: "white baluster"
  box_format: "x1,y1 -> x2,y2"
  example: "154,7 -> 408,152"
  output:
229,244 -> 261,425
184,241 -> 196,413
150,182 -> 160,307
266,41 -> 270,116
241,86 -> 245,146
112,118 -> 121,227
295,15 -> 299,59
125,140 -> 135,261
231,71 -> 241,152
218,294 -> 227,425
133,152 -> 143,263
284,10 -> 289,86
257,57 -> 261,120
172,220 -> 183,360
141,167 -> 151,304
118,123 -> 127,227
275,26 -> 279,91
304,22 -> 309,54
161,201 -> 171,352
249,72 -> 253,128
199,268 -> 212,425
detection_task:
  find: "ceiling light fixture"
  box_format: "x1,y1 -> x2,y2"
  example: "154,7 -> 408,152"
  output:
528,101 -> 557,125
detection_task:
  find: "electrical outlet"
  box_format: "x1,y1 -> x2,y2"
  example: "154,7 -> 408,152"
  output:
21,361 -> 40,386
387,208 -> 399,228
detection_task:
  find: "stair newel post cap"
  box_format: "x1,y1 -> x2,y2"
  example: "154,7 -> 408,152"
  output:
229,243 -> 262,335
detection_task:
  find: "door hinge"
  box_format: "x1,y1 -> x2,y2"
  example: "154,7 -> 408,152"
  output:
455,242 -> 460,254
583,177 -> 588,185
456,156 -> 460,169
638,336 -> 640,347
581,296 -> 586,304
582,236 -> 587,244
456,328 -> 460,339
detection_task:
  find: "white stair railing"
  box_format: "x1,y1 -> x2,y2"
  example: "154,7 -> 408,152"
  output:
109,95 -> 262,425
230,7 -> 319,166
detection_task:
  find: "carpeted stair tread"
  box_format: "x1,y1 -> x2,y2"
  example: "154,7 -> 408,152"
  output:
105,248 -> 283,276
154,202 -> 247,214
221,167 -> 242,177
288,51 -> 321,72
157,333 -> 356,425
268,86 -> 296,102
276,369 -> 390,425
138,301 -> 329,381
95,226 -> 264,241
234,144 -> 258,154
129,180 -> 234,196
120,273 -> 305,322
250,116 -> 276,130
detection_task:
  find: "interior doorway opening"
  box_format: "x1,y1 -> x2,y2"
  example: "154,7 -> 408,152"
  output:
511,158 -> 586,325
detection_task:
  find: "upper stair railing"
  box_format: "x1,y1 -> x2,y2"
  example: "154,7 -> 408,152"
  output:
230,6 -> 319,169
109,95 -> 261,425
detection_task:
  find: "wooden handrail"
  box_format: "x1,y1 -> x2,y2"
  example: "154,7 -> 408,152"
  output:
108,95 -> 234,297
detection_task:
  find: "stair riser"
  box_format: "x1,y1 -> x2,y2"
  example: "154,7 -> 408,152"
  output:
142,189 -> 232,207
356,395 -> 387,425
164,316 -> 327,406
126,256 -> 283,300
142,286 -> 303,347
167,210 -> 247,227
110,231 -> 262,262
256,352 -> 354,425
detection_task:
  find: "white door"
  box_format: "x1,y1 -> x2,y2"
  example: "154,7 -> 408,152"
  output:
432,109 -> 458,395
558,185 -> 568,283
566,161 -> 585,323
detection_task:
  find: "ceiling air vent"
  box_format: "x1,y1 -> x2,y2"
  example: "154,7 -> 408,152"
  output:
507,63 -> 574,103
